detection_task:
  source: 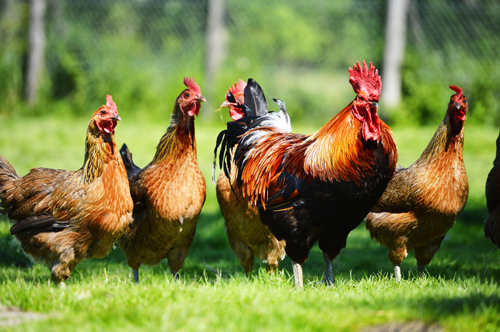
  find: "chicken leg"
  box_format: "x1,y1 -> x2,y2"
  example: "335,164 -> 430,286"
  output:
394,265 -> 402,282
322,252 -> 335,285
133,269 -> 139,284
417,263 -> 426,277
292,260 -> 304,289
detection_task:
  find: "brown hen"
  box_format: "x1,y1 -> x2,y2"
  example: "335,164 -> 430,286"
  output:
1,96 -> 132,284
118,78 -> 206,283
366,85 -> 469,281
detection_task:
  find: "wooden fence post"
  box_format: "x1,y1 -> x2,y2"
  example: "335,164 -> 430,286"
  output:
205,0 -> 226,115
26,0 -> 46,105
382,0 -> 409,109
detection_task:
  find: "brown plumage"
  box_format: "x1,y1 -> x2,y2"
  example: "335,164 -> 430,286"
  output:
485,131 -> 500,248
218,62 -> 398,288
216,79 -> 285,275
0,95 -> 133,283
366,85 -> 469,281
118,78 -> 206,283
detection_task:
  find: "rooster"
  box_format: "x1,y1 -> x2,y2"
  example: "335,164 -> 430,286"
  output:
0,96 -> 132,284
366,85 -> 469,281
218,61 -> 398,288
214,79 -> 286,275
484,132 -> 500,249
118,78 -> 206,284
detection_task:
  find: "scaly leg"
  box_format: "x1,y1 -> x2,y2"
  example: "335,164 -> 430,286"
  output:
321,252 -> 335,285
292,260 -> 304,289
394,265 -> 402,282
414,235 -> 445,279
133,269 -> 139,284
417,263 -> 426,277
171,268 -> 180,280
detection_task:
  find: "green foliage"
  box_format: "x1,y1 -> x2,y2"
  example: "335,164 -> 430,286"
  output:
2,0 -> 499,126
0,1 -> 29,115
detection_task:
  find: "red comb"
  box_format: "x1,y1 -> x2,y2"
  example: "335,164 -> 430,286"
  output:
184,77 -> 201,95
106,95 -> 117,114
348,60 -> 382,101
228,79 -> 247,97
449,85 -> 463,98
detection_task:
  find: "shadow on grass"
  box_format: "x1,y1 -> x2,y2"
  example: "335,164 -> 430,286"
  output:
0,210 -> 247,283
2,202 -> 500,284
405,293 -> 500,319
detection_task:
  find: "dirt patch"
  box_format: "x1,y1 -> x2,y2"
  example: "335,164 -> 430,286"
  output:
363,321 -> 442,332
0,305 -> 47,327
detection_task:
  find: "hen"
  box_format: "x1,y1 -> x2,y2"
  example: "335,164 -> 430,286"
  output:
118,78 -> 206,283
214,79 -> 286,275
0,96 -> 132,283
218,61 -> 398,288
366,85 -> 469,281
484,132 -> 500,249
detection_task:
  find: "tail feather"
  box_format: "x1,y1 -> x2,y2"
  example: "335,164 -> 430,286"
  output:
243,78 -> 268,117
213,96 -> 292,185
120,144 -> 141,179
0,154 -> 19,188
10,213 -> 69,235
0,154 -> 18,176
0,155 -> 19,216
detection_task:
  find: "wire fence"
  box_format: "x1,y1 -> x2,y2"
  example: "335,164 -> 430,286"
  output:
1,0 -> 499,124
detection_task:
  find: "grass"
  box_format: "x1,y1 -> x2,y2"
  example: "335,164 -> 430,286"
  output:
1,113 -> 500,331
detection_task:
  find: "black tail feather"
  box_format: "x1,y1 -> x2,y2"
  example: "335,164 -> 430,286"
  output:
10,213 -> 69,235
120,144 -> 142,179
243,78 -> 268,117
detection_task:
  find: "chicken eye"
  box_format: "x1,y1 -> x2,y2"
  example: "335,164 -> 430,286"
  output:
100,110 -> 106,116
184,92 -> 190,98
226,91 -> 236,103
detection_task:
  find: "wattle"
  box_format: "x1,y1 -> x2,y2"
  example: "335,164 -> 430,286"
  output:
230,108 -> 244,121
187,104 -> 200,117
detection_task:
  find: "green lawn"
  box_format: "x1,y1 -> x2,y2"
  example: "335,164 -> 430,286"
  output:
1,114 -> 500,331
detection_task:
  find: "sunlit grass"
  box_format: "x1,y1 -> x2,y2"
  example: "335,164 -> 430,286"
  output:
1,115 -> 499,331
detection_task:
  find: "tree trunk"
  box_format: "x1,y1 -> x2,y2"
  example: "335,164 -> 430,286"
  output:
205,0 -> 226,116
382,0 -> 409,109
26,0 -> 46,105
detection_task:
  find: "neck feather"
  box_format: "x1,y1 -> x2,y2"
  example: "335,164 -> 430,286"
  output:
152,104 -> 196,163
82,122 -> 116,183
417,113 -> 465,164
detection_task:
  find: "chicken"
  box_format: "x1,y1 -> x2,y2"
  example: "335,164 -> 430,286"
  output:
118,78 -> 206,284
214,79 -> 286,275
0,95 -> 132,284
217,61 -> 398,288
484,132 -> 500,249
366,85 -> 469,281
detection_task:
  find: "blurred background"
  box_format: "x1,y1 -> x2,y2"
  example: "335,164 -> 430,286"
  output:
1,0 -> 499,126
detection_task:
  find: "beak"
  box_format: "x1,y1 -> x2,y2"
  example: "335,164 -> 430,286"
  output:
220,100 -> 232,108
454,103 -> 462,110
198,94 -> 206,103
113,114 -> 122,121
370,101 -> 379,109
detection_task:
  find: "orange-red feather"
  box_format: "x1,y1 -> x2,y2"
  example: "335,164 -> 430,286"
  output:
237,102 -> 397,210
